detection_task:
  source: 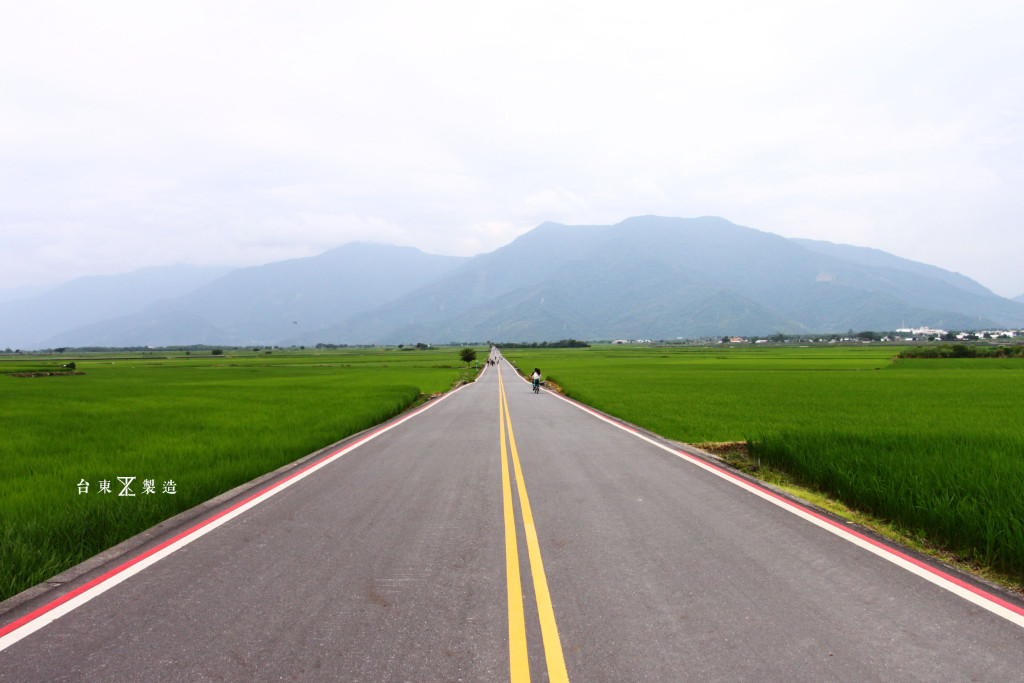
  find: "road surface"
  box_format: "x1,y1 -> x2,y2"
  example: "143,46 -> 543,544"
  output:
2,352 -> 1023,681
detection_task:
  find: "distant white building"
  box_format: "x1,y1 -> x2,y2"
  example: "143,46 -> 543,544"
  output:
896,327 -> 948,337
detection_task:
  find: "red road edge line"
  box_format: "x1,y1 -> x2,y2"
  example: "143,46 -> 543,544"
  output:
693,446 -> 1024,616
546,389 -> 1024,621
0,379 -> 475,641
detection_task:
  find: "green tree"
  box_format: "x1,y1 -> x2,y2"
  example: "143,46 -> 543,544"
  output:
459,347 -> 477,365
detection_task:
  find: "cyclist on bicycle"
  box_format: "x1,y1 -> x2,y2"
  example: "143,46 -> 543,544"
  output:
531,368 -> 541,393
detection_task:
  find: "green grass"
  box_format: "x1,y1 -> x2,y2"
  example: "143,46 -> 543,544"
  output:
504,344 -> 1024,582
0,359 -> 78,375
7,343 -> 1022,599
0,348 -> 481,602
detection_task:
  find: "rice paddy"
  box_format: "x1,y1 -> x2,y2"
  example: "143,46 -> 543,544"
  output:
4,342 -> 1022,602
0,348 -> 479,602
503,344 -> 1024,581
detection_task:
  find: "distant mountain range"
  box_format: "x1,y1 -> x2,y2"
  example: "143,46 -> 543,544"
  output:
3,216 -> 1023,349
0,265 -> 230,349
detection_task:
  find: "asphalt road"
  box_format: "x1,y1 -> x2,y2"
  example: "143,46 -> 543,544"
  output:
2,353 -> 1023,681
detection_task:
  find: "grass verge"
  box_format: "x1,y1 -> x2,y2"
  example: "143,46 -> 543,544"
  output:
698,440 -> 1024,596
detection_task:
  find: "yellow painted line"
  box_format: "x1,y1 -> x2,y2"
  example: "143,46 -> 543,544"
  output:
498,369 -> 570,683
500,371 -> 530,682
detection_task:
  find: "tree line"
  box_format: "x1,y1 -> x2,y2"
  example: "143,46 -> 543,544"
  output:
493,339 -> 590,349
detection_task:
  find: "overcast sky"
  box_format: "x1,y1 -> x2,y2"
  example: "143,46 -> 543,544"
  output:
3,1 -> 1023,298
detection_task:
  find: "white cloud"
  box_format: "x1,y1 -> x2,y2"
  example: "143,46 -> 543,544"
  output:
2,1 -> 1024,297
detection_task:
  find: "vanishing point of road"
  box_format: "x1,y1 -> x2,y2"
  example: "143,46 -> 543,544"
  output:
2,353 -> 1023,681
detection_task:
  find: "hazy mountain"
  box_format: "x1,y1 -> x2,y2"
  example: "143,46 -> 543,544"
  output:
790,238 -> 993,297
0,284 -> 49,305
1015,294 -> 1024,303
297,216 -> 1024,344
0,265 -> 230,349
14,217 -> 1024,348
41,244 -> 467,347
288,221 -> 617,344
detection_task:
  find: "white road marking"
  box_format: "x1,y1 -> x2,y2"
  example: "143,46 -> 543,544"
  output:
544,386 -> 1024,629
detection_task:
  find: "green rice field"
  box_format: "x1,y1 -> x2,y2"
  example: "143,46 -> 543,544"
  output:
0,348 -> 479,602
4,343 -> 1022,602
504,344 -> 1024,581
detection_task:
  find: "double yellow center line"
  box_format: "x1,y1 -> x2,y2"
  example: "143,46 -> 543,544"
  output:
497,368 -> 569,683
